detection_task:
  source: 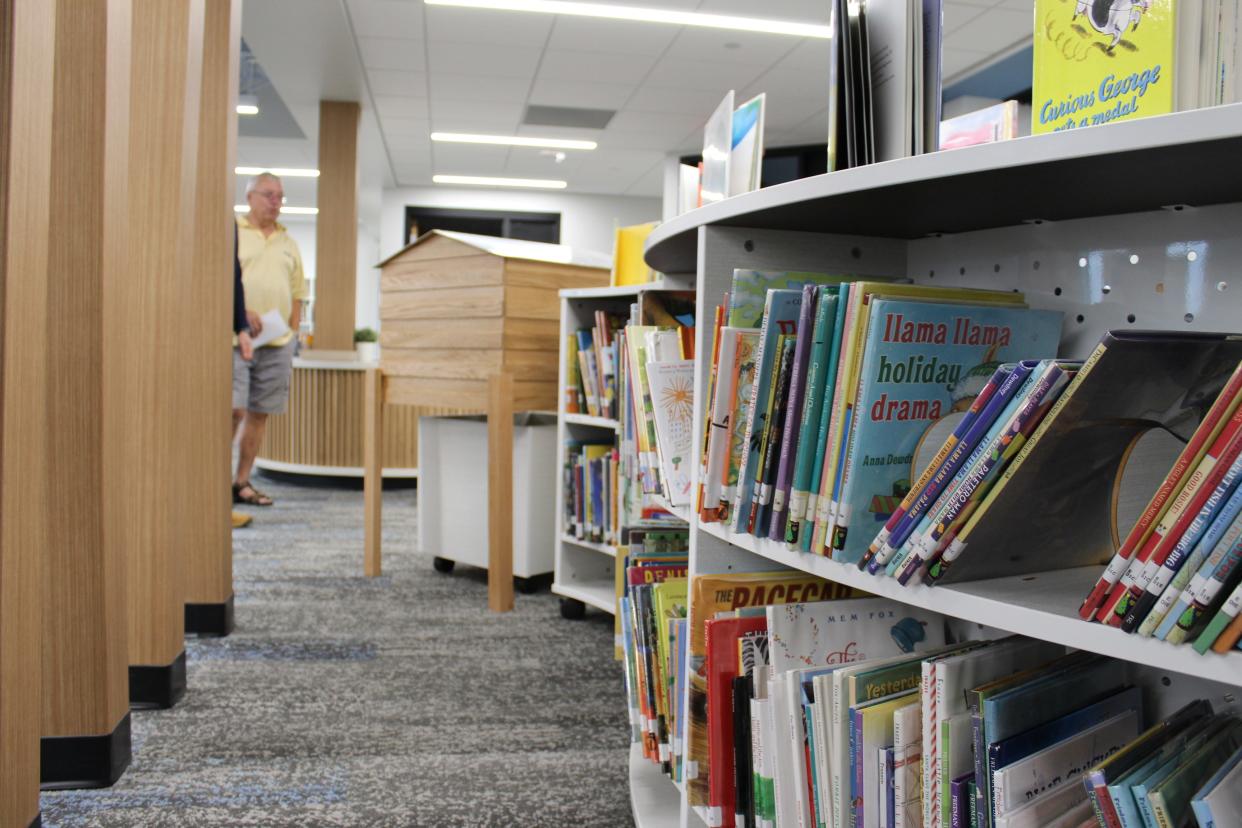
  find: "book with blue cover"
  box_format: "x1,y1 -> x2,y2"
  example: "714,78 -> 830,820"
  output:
831,298 -> 1062,563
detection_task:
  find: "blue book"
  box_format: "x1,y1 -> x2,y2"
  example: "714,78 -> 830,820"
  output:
831,299 -> 1061,564
987,685 -> 1143,775
732,290 -> 803,532
1191,743 -> 1242,828
1153,486 -> 1242,641
770,285 -> 824,541
803,284 -> 852,552
880,746 -> 896,828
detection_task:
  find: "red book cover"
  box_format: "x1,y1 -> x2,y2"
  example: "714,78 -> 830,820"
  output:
705,615 -> 767,828
1081,362 -> 1242,619
1098,402 -> 1242,625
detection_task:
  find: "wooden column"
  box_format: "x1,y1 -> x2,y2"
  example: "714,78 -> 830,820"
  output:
0,0 -> 54,818
364,368 -> 384,577
113,0 -> 204,708
488,373 -> 515,613
183,0 -> 239,637
40,0 -> 135,789
314,100 -> 361,351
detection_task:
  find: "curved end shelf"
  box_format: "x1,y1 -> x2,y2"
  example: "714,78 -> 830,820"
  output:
629,743 -> 682,828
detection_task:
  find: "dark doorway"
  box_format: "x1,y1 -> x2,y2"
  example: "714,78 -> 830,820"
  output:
405,206 -> 562,245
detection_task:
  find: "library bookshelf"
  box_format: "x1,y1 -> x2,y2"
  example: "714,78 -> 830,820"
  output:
633,103 -> 1242,828
553,282 -> 692,621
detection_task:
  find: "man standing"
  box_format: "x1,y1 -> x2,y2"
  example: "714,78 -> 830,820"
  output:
233,172 -> 308,506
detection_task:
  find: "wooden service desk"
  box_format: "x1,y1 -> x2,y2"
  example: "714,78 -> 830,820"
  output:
255,350 -> 432,477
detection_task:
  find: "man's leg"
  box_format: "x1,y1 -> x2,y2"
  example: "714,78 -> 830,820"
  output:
234,410 -> 268,487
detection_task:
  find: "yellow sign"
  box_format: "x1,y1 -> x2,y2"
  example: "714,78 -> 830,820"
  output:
1032,0 -> 1176,135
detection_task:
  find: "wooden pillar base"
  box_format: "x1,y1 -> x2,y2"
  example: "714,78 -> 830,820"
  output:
185,594 -> 235,637
128,651 -> 187,710
40,713 -> 131,791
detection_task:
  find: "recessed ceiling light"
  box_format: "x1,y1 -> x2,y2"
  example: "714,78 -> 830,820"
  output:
431,132 -> 597,150
234,204 -> 319,215
237,94 -> 260,116
423,0 -> 832,38
433,174 -> 567,190
235,167 -> 322,178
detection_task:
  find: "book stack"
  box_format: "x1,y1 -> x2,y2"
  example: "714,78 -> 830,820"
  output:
619,529 -> 690,778
1080,360 -> 1242,654
564,311 -> 625,419
697,270 -> 1064,567
701,605 -> 1242,828
562,440 -> 618,545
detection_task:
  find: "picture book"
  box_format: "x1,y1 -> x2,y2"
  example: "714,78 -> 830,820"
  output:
722,331 -> 760,522
939,101 -> 1019,150
686,572 -> 861,811
766,597 -> 948,674
729,93 -> 765,198
802,284 -> 853,552
853,690 -> 917,828
703,327 -> 756,522
1196,579 -> 1242,654
832,299 -> 1062,563
701,91 -> 734,205
706,615 -> 768,828
993,779 -> 1088,828
646,359 -> 696,507
891,699 -> 922,828
749,336 -> 797,536
1031,0 -> 1176,135
1162,510 -> 1242,644
769,285 -> 822,540
1190,742 -> 1242,828
726,270 -> 859,329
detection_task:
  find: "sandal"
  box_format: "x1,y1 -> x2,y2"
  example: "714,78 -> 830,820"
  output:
233,481 -> 274,506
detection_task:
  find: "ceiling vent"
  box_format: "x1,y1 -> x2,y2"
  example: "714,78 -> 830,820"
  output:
522,105 -> 615,130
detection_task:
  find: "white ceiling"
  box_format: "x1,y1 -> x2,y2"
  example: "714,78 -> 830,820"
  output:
238,0 -> 1034,200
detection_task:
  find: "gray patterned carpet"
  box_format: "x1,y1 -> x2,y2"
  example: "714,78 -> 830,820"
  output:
41,472 -> 633,827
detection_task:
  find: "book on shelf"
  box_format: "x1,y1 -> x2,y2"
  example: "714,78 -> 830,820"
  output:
701,91 -> 734,206
1031,0 -> 1242,136
729,94 -> 766,199
939,101 -> 1020,151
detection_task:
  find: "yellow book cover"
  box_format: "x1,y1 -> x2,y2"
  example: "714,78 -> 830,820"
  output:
612,221 -> 658,287
685,571 -> 864,809
1032,0 -> 1176,135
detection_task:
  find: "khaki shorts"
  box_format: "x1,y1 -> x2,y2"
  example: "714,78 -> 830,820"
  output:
233,339 -> 296,414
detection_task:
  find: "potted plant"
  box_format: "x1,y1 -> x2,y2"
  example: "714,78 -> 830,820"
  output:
354,327 -> 379,362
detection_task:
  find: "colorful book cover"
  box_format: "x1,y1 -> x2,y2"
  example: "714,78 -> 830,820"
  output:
729,93 -> 766,198
1151,489 -> 1242,640
1196,578 -> 1242,654
851,690 -> 917,828
833,299 -> 1062,563
749,335 -> 797,535
950,772 -> 973,828
733,290 -> 803,532
939,101 -> 1019,150
1031,0 -> 1175,135
803,284 -> 852,552
726,270 -> 857,329
646,359 -> 696,506
722,331 -> 760,522
787,287 -> 842,547
1146,720 -> 1242,828
770,285 -> 821,540
1189,742 -> 1242,828
685,572 -> 861,811
703,326 -> 755,522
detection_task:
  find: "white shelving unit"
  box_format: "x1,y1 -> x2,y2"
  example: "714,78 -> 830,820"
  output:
552,283 -> 693,620
634,104 -> 1242,828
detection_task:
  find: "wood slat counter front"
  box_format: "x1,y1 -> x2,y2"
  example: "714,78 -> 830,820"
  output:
255,353 -> 458,477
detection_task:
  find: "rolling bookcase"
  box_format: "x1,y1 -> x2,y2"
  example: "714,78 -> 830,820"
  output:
553,282 -> 693,623
631,102 -> 1242,828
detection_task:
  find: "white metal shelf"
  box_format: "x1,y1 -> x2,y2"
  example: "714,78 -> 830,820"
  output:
560,281 -> 672,299
650,492 -> 691,524
644,103 -> 1242,274
552,579 -> 616,613
560,533 -> 616,558
564,413 -> 620,431
629,743 -> 682,828
698,520 -> 1242,687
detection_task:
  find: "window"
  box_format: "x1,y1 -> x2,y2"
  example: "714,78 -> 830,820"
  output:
405,206 -> 562,245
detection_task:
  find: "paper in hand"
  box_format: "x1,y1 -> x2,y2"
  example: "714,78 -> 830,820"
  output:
249,309 -> 290,349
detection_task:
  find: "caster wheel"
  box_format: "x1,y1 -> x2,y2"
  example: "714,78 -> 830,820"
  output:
515,577 -> 538,595
559,598 -> 586,620
432,556 -> 455,574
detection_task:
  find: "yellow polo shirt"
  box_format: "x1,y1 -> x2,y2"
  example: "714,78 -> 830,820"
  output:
236,215 -> 309,348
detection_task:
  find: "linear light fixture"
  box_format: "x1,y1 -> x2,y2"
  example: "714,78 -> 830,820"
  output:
235,166 -> 322,178
431,132 -> 597,150
433,174 -> 567,189
234,204 -> 320,215
236,104 -> 260,115
423,0 -> 833,38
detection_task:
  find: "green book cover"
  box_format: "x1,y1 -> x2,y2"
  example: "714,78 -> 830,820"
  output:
1193,581 -> 1242,654
786,287 -> 841,546
802,283 -> 852,552
727,270 -> 855,328
1147,719 -> 1242,828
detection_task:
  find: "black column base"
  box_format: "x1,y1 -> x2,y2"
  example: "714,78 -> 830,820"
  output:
185,593 -> 235,637
129,650 -> 187,709
30,815 -> 42,828
40,711 -> 131,790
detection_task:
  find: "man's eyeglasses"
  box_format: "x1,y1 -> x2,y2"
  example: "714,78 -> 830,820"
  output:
252,190 -> 284,203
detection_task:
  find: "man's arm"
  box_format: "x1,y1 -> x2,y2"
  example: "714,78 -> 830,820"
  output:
289,300 -> 303,337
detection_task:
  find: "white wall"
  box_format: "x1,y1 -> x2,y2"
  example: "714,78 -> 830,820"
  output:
379,186 -> 661,266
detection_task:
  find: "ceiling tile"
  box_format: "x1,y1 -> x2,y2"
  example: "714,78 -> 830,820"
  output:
367,69 -> 426,97
666,28 -> 802,67
537,50 -> 659,85
427,40 -> 543,77
429,73 -> 534,104
380,116 -> 431,137
693,0 -> 831,18
624,85 -> 723,116
429,99 -> 524,132
424,6 -> 553,46
644,57 -> 766,91
347,0 -> 423,39
528,79 -> 636,111
358,36 -> 424,72
432,143 -> 512,175
746,66 -> 830,101
943,1 -> 989,33
503,148 -> 586,178
948,8 -> 1033,47
544,17 -> 680,56
374,95 -> 429,120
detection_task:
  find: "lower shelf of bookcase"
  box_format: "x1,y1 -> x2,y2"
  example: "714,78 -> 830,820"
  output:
699,521 -> 1242,687
629,743 -> 682,828
560,533 -> 616,557
651,492 -> 691,523
552,580 -> 616,614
